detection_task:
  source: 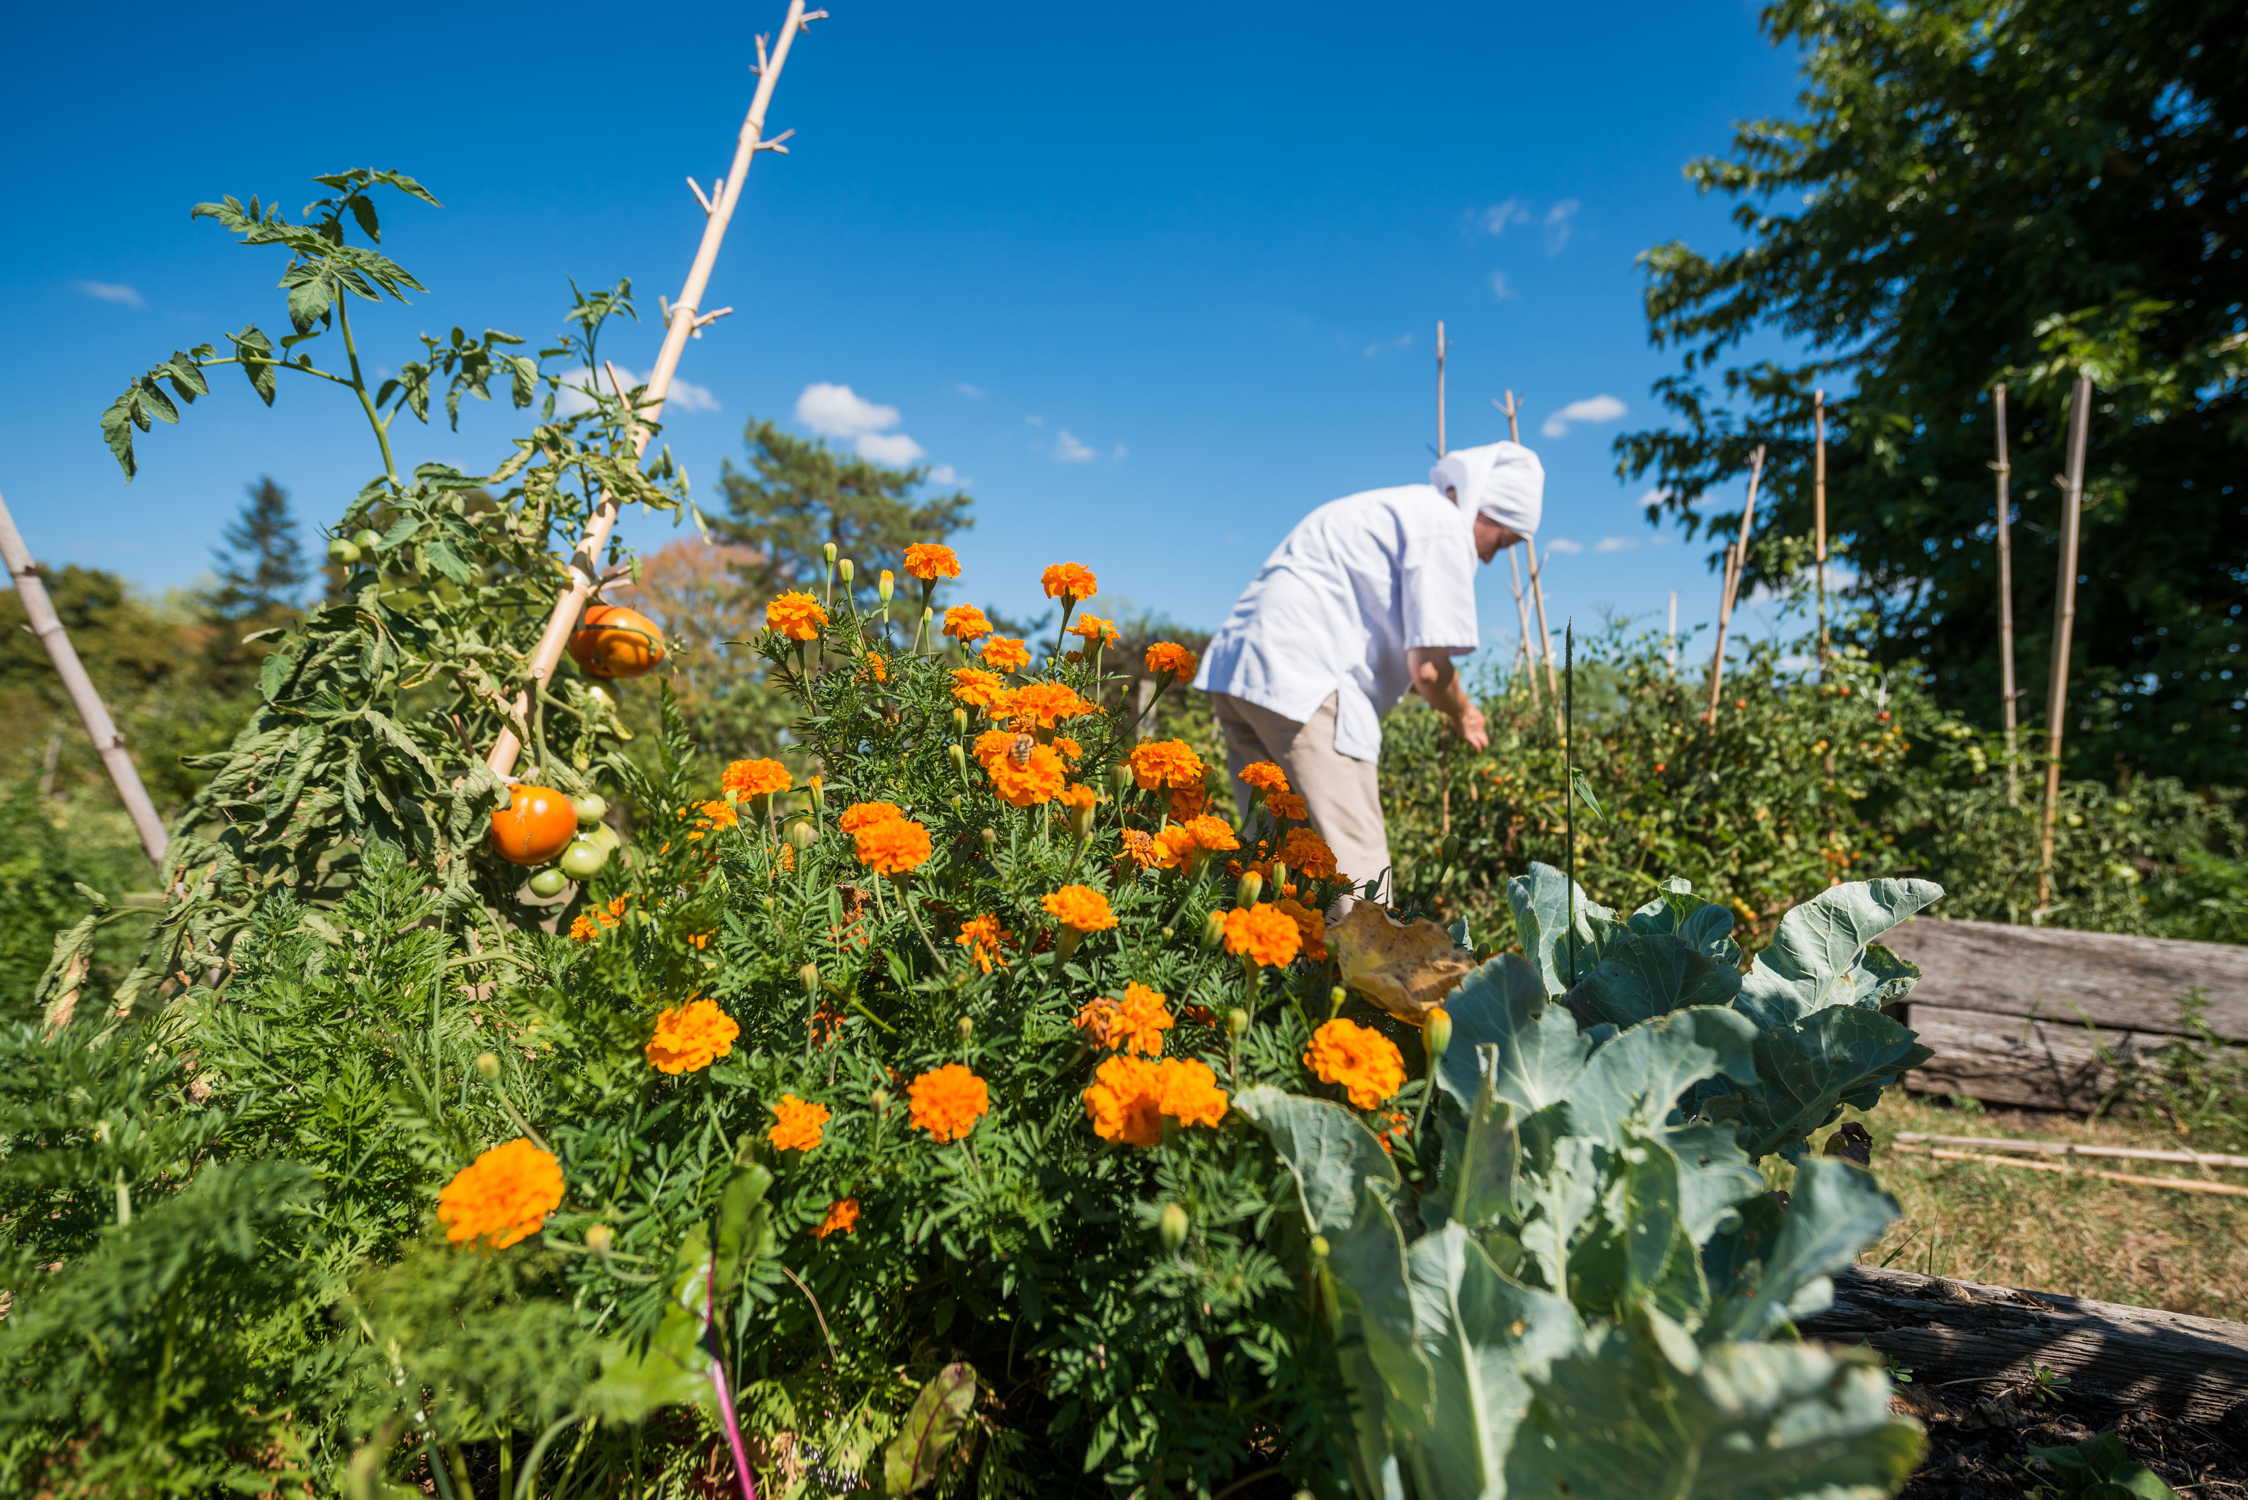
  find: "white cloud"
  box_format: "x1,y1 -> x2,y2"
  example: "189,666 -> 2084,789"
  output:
75,280 -> 145,309
1479,199 -> 1532,236
1541,393 -> 1627,439
1489,270 -> 1516,301
1594,536 -> 1638,553
1361,331 -> 1413,357
551,366 -> 718,417
1636,486 -> 1671,508
1053,429 -> 1096,463
1543,199 -> 1581,254
855,431 -> 926,465
1544,537 -> 1586,556
795,381 -> 898,439
952,382 -> 987,399
928,464 -> 966,485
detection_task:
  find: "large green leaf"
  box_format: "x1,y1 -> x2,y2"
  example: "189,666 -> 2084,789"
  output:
1626,880 -> 1742,966
1505,863 -> 1619,997
585,1230 -> 714,1420
1703,1158 -> 1897,1341
1328,1181 -> 1436,1440
1504,1323 -> 1924,1499
1710,1006 -> 1931,1160
882,1362 -> 977,1496
1566,931 -> 1743,1029
1442,1074 -> 1519,1235
1235,1085 -> 1399,1236
1735,879 -> 1943,1027
1435,956 -> 1593,1115
1564,1006 -> 1759,1146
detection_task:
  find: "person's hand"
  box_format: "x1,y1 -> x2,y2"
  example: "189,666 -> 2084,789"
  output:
1457,702 -> 1489,752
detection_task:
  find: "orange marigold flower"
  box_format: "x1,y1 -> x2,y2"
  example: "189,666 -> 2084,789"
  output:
854,816 -> 932,876
767,1093 -> 831,1153
987,742 -> 1068,807
693,799 -> 740,836
1304,1018 -> 1407,1110
1169,785 -> 1211,822
1281,826 -> 1341,881
814,1197 -> 861,1238
1068,613 -> 1119,647
1073,981 -> 1173,1055
1083,1055 -> 1229,1146
569,913 -> 602,943
777,842 -> 798,872
1144,641 -> 1198,683
1054,735 -> 1084,763
943,603 -> 993,642
955,913 -> 1013,973
1155,824 -> 1200,867
1268,790 -> 1310,822
1043,884 -> 1117,933
723,757 -> 793,801
1221,903 -> 1303,968
951,668 -> 1012,712
980,636 -> 1032,673
1239,760 -> 1290,795
1182,814 -> 1240,852
766,590 -> 828,641
840,800 -> 905,833
1059,782 -> 1098,814
1127,739 -> 1206,791
437,1138 -> 564,1250
1005,682 -> 1098,730
861,652 -> 889,684
646,996 -> 741,1074
908,1063 -> 990,1143
1041,562 -> 1098,601
1119,828 -> 1172,870
1376,1109 -> 1412,1156
1275,896 -> 1329,963
903,542 -> 961,581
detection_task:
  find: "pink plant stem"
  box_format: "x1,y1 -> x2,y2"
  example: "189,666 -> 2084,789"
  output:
706,1277 -> 758,1500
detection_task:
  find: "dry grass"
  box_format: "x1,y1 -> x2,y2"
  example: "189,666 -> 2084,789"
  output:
1840,1093 -> 2248,1322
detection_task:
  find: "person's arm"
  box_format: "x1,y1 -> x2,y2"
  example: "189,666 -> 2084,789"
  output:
1407,646 -> 1488,750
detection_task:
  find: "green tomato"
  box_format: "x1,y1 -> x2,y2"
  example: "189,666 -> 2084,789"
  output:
351,528 -> 383,552
559,838 -> 611,879
572,792 -> 609,826
327,538 -> 361,566
586,823 -> 622,853
527,867 -> 569,898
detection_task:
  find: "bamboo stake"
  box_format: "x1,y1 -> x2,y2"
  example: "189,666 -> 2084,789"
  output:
1703,445 -> 1765,724
1813,389 -> 1829,675
1495,391 -> 1540,707
1893,1144 -> 2248,1199
485,1 -> 823,778
1895,1133 -> 2248,1174
1666,589 -> 1679,673
0,488 -> 169,867
1494,391 -> 1563,727
2035,376 -> 2091,911
1992,382 -> 2021,807
1433,320 -> 1447,457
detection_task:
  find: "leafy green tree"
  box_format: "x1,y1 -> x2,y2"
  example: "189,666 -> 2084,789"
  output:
206,476 -> 307,623
1616,0 -> 2245,783
707,419 -> 971,597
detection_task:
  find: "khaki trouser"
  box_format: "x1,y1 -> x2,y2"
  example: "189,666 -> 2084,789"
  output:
1209,692 -> 1392,902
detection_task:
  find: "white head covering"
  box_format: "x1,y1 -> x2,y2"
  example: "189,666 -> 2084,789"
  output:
1429,441 -> 1544,537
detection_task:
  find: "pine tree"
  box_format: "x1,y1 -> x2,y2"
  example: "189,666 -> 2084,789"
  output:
207,477 -> 308,622
708,420 -> 972,596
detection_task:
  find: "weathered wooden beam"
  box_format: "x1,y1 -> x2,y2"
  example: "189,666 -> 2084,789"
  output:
1802,1266 -> 2248,1430
1903,1003 -> 2149,1111
1883,917 -> 2248,1042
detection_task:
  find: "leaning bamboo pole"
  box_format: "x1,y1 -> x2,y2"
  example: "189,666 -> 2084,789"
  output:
1494,391 -> 1562,727
1496,393 -> 1539,705
0,489 -> 169,868
2035,376 -> 2092,911
1893,1144 -> 2248,1199
485,2 -> 822,778
1992,382 -> 2021,807
1703,445 -> 1766,724
1812,389 -> 1829,675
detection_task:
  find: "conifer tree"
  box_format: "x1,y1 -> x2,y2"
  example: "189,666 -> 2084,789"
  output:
708,420 -> 971,595
206,477 -> 307,623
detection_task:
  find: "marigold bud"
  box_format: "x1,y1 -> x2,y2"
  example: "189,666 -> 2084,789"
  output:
1226,1007 -> 1251,1037
1200,911 -> 1226,951
871,1087 -> 891,1111
838,558 -> 855,585
1269,860 -> 1289,893
785,819 -> 817,850
474,1052 -> 501,1080
800,962 -> 821,995
1159,1202 -> 1189,1251
1109,762 -> 1135,793
585,1223 -> 614,1255
877,569 -> 895,603
953,707 -> 970,736
1330,985 -> 1348,1016
1069,795 -> 1096,841
822,541 -> 838,565
981,827 -> 998,851
1236,870 -> 1264,906
949,743 -> 969,781
958,1015 -> 974,1041
1425,1007 -> 1453,1064
1308,1234 -> 1330,1261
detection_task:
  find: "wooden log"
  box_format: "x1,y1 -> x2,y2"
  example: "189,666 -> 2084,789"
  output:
1903,1002 -> 2145,1111
1801,1265 -> 2248,1430
1883,917 -> 2248,1042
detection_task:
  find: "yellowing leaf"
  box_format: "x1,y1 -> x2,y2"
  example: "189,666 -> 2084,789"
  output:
1329,904 -> 1474,1025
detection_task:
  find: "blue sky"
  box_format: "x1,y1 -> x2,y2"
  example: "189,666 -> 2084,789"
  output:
3,0 -> 1817,661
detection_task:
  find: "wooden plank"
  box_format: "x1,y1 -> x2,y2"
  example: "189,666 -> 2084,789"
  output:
1802,1265 -> 2248,1429
1903,1003 -> 2159,1111
1882,916 -> 2248,1041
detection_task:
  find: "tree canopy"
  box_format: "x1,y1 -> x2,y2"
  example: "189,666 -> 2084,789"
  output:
206,477 -> 307,623
1617,0 -> 2244,783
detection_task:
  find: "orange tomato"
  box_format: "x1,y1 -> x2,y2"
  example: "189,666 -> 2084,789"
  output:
491,784 -> 579,865
567,603 -> 666,679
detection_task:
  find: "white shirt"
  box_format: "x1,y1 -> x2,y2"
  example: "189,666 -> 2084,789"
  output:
1194,484 -> 1479,762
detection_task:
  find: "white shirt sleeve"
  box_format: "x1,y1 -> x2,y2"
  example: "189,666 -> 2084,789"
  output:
1399,515 -> 1479,655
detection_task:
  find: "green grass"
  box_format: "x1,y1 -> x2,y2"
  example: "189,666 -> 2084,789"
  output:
1842,1093 -> 2248,1322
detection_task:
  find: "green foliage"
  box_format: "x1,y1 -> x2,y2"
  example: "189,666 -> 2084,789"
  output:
1244,868 -> 1939,1497
1615,0 -> 2246,782
206,475 -> 309,622
0,789 -> 148,1017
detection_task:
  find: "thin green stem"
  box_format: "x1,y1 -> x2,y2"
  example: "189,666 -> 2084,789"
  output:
335,299 -> 401,485
197,354 -> 356,389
